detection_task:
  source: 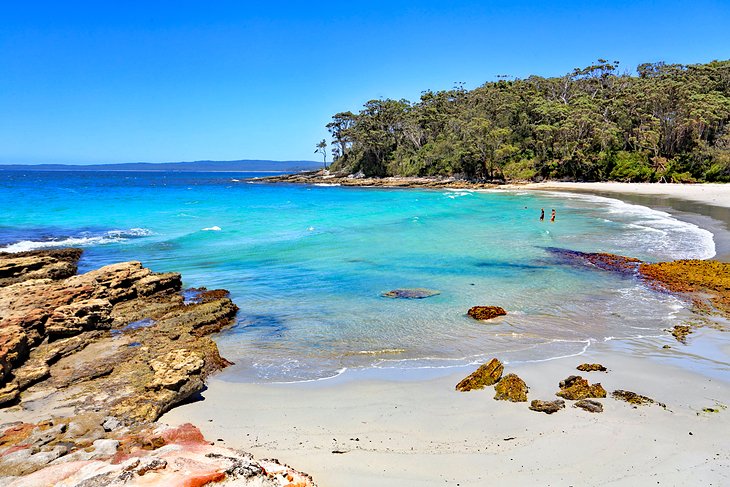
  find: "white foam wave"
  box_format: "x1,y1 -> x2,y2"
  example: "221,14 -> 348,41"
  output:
1,228 -> 153,253
540,191 -> 716,260
314,183 -> 341,187
201,226 -> 222,231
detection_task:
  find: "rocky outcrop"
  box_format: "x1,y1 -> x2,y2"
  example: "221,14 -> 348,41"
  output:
494,373 -> 528,402
467,306 -> 507,321
556,375 -> 607,400
455,358 -> 503,391
670,324 -> 692,343
259,171 -> 501,190
0,248 -> 81,287
574,399 -> 604,413
576,363 -> 607,372
382,288 -> 441,299
529,399 -> 565,414
0,417 -> 315,486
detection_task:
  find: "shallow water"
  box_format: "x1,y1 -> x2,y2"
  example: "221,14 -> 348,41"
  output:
0,171 -> 716,382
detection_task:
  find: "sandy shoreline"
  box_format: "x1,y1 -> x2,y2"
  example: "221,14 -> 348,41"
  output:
160,182 -> 730,486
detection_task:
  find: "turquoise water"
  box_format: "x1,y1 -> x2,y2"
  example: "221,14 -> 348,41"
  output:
0,171 -> 716,382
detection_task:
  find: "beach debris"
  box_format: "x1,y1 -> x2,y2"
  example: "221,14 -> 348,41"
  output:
574,399 -> 604,413
663,345 -> 672,349
455,358 -> 504,391
382,288 -> 441,299
670,324 -> 692,343
556,375 -> 607,400
494,373 -> 528,402
529,399 -> 565,414
467,305 -> 507,321
611,389 -> 666,408
577,363 -> 607,372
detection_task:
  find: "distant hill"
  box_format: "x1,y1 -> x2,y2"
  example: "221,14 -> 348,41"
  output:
0,159 -> 322,172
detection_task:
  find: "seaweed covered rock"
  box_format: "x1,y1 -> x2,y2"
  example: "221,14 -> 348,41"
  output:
612,389 -> 665,408
546,248 -> 641,274
455,358 -> 503,391
670,324 -> 692,343
494,373 -> 528,402
577,363 -> 607,372
529,399 -> 565,414
556,375 -> 607,400
382,288 -> 441,299
640,260 -> 730,316
574,399 -> 604,413
467,306 -> 507,321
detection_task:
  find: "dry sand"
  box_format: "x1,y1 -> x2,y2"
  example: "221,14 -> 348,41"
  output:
162,183 -> 730,486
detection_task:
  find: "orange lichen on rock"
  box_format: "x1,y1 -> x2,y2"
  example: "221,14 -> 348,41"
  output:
639,260 -> 730,316
556,375 -> 607,400
493,373 -> 528,402
467,306 -> 507,321
455,358 -> 504,391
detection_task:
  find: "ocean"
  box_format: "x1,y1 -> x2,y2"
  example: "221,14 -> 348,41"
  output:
0,171 -> 716,382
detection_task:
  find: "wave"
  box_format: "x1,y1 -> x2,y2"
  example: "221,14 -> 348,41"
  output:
201,226 -> 222,231
0,228 -> 153,253
539,191 -> 716,260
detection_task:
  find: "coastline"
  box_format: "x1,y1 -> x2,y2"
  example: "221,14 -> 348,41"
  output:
161,182 -> 730,486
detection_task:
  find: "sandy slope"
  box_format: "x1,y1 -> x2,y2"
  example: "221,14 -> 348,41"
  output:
503,182 -> 730,208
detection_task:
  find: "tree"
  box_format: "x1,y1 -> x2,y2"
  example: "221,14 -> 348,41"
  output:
315,139 -> 328,169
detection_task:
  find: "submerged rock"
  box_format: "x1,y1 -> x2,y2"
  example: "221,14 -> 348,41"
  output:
494,373 -> 528,402
455,358 -> 503,391
574,399 -> 604,413
546,248 -> 641,274
611,389 -> 665,408
467,306 -> 507,321
556,375 -> 607,400
529,399 -> 565,414
382,288 -> 441,299
577,363 -> 607,372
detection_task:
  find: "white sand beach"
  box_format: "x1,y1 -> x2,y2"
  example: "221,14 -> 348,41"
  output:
161,184 -> 730,486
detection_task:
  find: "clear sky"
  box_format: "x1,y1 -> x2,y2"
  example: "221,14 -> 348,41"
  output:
1,0 -> 729,164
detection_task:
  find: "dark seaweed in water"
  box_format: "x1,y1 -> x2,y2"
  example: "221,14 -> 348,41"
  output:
544,247 -> 642,275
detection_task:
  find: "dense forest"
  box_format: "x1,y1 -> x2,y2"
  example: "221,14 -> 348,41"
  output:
325,60 -> 730,182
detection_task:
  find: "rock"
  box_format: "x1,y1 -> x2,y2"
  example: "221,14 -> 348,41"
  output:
102,416 -> 122,432
529,399 -> 565,414
455,358 -> 503,391
574,399 -> 604,413
494,373 -> 528,402
670,324 -> 692,343
382,288 -> 441,299
92,438 -> 120,457
0,248 -> 81,287
13,362 -> 50,390
556,375 -> 607,400
0,380 -> 19,405
148,349 -> 205,391
44,298 -> 113,338
576,363 -> 607,372
611,389 -> 665,408
467,306 -> 507,321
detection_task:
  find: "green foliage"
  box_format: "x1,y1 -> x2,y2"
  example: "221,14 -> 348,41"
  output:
609,151 -> 654,182
327,59 -> 730,182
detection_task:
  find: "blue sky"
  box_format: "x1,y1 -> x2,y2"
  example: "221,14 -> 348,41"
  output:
1,1 -> 729,164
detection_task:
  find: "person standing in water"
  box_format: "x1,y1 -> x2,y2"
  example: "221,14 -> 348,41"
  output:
540,208 -> 545,221
550,209 -> 556,222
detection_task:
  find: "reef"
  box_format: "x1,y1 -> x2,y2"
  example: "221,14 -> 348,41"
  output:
556,375 -> 607,400
0,249 -> 315,485
545,248 -> 642,275
576,363 -> 607,372
382,288 -> 441,299
455,358 -> 503,391
467,306 -> 507,321
493,373 -> 528,402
